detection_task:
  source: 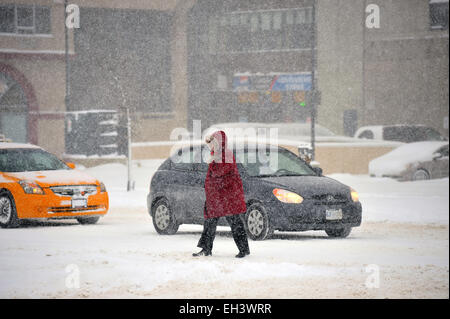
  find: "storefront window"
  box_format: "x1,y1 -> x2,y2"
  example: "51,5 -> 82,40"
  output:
250,13 -> 259,32
430,0 -> 449,30
273,11 -> 282,30
261,12 -> 271,30
212,8 -> 314,53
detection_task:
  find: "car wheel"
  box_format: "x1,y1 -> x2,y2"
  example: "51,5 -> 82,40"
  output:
245,203 -> 273,241
152,198 -> 179,235
325,227 -> 352,238
76,216 -> 100,225
412,169 -> 430,181
0,191 -> 20,228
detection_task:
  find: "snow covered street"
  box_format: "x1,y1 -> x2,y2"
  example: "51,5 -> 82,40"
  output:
1,0 -> 448,303
0,161 -> 448,298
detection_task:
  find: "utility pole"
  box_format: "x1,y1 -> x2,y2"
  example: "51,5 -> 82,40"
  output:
362,0 -> 367,127
64,0 -> 69,111
126,106 -> 133,192
310,0 -> 317,161
111,74 -> 134,191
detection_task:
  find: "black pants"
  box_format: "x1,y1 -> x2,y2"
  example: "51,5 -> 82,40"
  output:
197,214 -> 250,254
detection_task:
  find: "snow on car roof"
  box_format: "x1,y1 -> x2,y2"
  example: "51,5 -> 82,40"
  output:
379,141 -> 448,158
0,142 -> 42,150
369,141 -> 448,176
359,124 -> 428,129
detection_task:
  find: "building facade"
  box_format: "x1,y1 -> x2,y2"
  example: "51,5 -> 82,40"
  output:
0,0 -> 448,157
186,0 -> 317,131
0,0 -> 190,155
0,0 -> 67,154
318,0 -> 449,136
186,0 -> 449,137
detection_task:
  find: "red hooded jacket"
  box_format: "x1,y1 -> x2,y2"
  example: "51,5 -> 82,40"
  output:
204,131 -> 247,219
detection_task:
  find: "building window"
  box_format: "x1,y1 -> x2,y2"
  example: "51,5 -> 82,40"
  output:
0,72 -> 28,143
0,4 -> 51,35
212,8 -> 314,53
430,0 -> 449,30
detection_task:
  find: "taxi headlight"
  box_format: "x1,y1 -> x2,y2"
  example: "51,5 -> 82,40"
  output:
99,182 -> 107,193
18,180 -> 45,195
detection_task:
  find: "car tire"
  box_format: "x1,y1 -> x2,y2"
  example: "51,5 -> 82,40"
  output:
152,198 -> 179,235
325,227 -> 352,238
244,203 -> 273,241
77,216 -> 100,225
412,169 -> 430,181
0,191 -> 20,229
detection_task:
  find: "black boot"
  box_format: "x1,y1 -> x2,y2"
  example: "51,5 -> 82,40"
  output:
193,249 -> 212,257
235,250 -> 250,258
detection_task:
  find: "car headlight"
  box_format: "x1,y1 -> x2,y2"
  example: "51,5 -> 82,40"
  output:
272,188 -> 304,204
99,182 -> 107,193
350,188 -> 359,202
18,180 -> 45,195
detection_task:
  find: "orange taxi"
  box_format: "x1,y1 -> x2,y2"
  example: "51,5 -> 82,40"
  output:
0,142 -> 108,228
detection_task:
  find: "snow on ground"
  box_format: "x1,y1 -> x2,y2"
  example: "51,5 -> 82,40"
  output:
0,159 -> 448,298
330,174 -> 449,225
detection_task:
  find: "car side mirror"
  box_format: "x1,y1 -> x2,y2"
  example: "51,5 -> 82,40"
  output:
312,167 -> 323,176
66,162 -> 76,169
432,153 -> 443,161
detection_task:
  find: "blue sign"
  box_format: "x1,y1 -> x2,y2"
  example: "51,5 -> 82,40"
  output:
233,73 -> 312,92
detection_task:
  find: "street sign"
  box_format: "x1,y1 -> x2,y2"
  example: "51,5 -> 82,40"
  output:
233,73 -> 312,92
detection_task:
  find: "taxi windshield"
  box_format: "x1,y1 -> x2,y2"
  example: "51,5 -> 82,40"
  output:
0,149 -> 69,172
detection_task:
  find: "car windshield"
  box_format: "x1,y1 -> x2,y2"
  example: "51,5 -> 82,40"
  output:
235,147 -> 317,177
0,149 -> 69,172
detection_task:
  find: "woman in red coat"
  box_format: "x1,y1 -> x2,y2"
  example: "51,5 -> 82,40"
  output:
193,130 -> 250,258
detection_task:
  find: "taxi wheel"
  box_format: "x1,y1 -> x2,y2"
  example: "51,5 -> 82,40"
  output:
0,191 -> 20,228
76,216 -> 100,225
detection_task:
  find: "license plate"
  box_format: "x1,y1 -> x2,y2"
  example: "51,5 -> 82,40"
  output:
72,198 -> 87,208
326,208 -> 343,220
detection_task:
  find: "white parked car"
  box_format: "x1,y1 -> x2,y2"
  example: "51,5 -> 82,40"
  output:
355,125 -> 446,143
369,141 -> 449,181
207,122 -> 357,143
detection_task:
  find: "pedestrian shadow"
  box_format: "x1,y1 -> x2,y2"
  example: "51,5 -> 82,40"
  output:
174,230 -> 235,238
173,230 -> 352,241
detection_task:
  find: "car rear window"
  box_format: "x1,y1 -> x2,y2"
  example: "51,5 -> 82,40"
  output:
358,130 -> 374,139
383,126 -> 444,143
